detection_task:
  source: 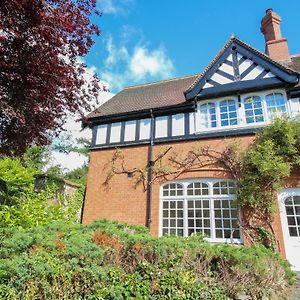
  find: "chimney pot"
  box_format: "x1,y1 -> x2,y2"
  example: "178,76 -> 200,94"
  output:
266,8 -> 273,14
260,9 -> 289,61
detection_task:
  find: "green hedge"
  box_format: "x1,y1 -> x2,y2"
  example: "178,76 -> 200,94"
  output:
0,220 -> 294,299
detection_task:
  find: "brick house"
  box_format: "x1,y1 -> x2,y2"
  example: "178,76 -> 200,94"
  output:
82,9 -> 300,270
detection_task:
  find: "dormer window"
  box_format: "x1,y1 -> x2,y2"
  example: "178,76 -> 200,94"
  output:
220,99 -> 238,126
266,92 -> 287,119
244,96 -> 264,124
199,102 -> 217,128
195,90 -> 289,133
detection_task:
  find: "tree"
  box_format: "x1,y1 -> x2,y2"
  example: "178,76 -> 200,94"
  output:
0,0 -> 102,156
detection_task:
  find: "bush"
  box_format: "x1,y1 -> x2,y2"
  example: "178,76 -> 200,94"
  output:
0,220 -> 294,299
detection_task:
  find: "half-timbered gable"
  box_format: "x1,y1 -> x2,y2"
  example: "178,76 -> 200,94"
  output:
86,37 -> 300,150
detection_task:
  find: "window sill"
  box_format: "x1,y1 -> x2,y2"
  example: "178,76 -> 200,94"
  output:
194,122 -> 267,135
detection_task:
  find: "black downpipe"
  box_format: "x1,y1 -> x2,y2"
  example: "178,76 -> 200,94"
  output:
146,109 -> 155,229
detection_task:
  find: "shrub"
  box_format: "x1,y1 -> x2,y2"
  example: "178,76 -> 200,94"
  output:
0,220 -> 294,299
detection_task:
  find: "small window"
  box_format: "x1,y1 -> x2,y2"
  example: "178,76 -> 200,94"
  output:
187,182 -> 209,196
220,100 -> 238,127
213,181 -> 236,195
266,93 -> 287,119
162,183 -> 184,197
244,96 -> 264,124
199,103 -> 217,128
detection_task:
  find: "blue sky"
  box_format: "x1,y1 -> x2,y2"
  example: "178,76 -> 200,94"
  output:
85,0 -> 300,94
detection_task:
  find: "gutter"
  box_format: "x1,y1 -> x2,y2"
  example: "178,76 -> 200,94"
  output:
146,109 -> 155,229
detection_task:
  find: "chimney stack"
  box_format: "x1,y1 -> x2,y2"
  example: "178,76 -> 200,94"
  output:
260,8 -> 289,61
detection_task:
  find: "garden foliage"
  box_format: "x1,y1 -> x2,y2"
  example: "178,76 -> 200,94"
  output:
239,118 -> 300,214
0,220 -> 294,299
0,155 -> 83,228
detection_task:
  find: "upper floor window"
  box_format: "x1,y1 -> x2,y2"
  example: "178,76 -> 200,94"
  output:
244,96 -> 264,124
219,99 -> 238,126
266,92 -> 287,119
196,90 -> 289,133
199,102 -> 217,128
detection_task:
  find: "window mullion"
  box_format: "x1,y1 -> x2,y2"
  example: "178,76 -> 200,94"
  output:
262,94 -> 270,124
210,196 -> 215,241
239,98 -> 246,126
183,187 -> 188,237
215,100 -> 220,127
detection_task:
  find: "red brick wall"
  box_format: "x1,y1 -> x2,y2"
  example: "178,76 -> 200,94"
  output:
82,134 -> 291,258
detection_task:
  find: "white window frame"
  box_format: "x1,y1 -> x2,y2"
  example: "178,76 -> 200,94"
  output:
242,89 -> 290,125
194,89 -> 290,134
159,178 -> 243,244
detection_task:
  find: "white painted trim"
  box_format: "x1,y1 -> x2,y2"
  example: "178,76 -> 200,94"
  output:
278,189 -> 300,271
159,178 -> 242,244
195,89 -> 292,135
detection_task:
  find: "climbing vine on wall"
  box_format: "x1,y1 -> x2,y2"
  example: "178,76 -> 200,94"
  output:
103,143 -> 241,191
103,118 -> 300,250
238,118 -> 300,249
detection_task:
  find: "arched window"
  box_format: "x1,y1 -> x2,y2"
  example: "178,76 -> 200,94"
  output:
199,103 -> 217,129
219,99 -> 238,126
161,180 -> 241,242
265,92 -> 287,119
244,96 -> 264,124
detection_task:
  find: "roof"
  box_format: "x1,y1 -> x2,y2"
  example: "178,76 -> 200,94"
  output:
281,55 -> 300,88
86,74 -> 198,120
87,37 -> 300,122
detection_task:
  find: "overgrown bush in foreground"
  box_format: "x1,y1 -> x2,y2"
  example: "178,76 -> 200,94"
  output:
0,220 -> 294,299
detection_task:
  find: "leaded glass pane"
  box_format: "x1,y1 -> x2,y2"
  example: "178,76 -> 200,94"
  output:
266,93 -> 287,119
162,180 -> 241,241
199,103 -> 217,128
220,100 -> 238,127
244,96 -> 264,124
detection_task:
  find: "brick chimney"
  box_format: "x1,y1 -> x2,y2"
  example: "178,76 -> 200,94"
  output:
260,8 -> 289,61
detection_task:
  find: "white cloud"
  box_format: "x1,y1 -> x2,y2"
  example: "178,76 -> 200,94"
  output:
97,0 -> 133,15
129,46 -> 174,81
101,36 -> 175,91
105,35 -> 129,66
